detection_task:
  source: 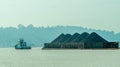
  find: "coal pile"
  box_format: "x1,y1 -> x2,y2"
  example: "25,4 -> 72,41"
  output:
72,32 -> 89,42
64,33 -> 80,43
51,33 -> 72,43
51,32 -> 107,43
81,32 -> 108,43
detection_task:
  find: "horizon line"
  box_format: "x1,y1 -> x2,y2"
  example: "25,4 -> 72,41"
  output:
0,24 -> 119,34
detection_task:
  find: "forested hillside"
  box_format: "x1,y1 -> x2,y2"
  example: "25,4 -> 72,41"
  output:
0,24 -> 119,47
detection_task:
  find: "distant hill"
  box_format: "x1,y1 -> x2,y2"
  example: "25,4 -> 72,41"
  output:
0,24 -> 119,47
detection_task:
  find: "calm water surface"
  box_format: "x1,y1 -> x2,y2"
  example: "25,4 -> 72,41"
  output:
0,48 -> 120,67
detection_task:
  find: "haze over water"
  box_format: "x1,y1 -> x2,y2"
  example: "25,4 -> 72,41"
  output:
0,0 -> 120,33
0,48 -> 119,67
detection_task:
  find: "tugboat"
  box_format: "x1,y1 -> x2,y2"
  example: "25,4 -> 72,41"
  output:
15,38 -> 31,49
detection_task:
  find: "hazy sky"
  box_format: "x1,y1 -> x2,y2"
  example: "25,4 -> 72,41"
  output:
0,0 -> 120,33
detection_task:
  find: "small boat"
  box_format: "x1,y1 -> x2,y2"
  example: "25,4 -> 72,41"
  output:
15,38 -> 31,49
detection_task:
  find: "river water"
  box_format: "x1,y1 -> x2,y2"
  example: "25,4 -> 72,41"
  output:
0,48 -> 119,67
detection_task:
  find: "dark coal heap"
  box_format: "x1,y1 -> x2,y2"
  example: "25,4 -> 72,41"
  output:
72,32 -> 89,42
51,33 -> 72,43
51,32 -> 108,43
81,32 -> 108,43
64,33 -> 80,42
